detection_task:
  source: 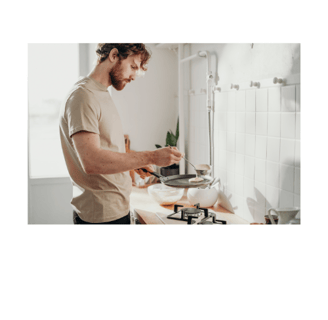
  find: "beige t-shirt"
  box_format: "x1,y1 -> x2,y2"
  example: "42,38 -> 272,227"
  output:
59,76 -> 132,223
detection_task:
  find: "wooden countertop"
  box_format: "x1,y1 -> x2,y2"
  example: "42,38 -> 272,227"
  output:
130,185 -> 249,224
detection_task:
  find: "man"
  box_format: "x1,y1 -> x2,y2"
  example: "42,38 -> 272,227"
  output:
59,43 -> 184,224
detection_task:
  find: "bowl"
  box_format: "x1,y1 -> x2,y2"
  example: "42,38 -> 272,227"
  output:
195,164 -> 212,177
148,184 -> 184,205
187,187 -> 219,208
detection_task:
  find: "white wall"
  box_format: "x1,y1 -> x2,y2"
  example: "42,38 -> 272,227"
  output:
110,44 -> 179,152
185,43 -> 301,223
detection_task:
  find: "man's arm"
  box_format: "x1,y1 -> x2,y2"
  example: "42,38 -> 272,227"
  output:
72,131 -> 183,175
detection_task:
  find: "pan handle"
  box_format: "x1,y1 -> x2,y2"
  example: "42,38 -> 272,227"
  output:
140,168 -> 162,179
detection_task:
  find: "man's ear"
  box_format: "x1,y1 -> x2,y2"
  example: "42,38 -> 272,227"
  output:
108,48 -> 119,63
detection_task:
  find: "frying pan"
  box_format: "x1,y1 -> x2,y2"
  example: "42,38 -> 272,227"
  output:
140,168 -> 213,188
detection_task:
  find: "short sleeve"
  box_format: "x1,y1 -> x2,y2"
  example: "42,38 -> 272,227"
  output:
65,88 -> 100,138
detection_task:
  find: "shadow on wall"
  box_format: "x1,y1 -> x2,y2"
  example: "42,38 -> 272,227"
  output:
291,44 -> 300,75
219,44 -> 301,223
246,159 -> 300,223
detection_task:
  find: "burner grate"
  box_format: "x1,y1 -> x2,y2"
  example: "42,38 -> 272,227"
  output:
166,203 -> 227,224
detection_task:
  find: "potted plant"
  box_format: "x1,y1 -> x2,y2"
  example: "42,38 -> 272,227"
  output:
155,118 -> 180,177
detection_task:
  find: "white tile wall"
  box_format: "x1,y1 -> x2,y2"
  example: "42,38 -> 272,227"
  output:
280,164 -> 294,193
217,130 -> 227,150
236,133 -> 245,154
294,167 -> 300,195
294,194 -> 300,207
244,156 -> 255,179
280,138 -> 295,166
296,85 -> 301,112
188,83 -> 300,223
268,112 -> 281,137
255,158 -> 266,184
235,174 -> 244,196
228,91 -> 236,111
267,137 -> 280,163
281,86 -> 296,112
295,140 -> 300,168
280,189 -> 294,207
236,91 -> 246,111
295,113 -> 300,140
246,90 -> 256,111
255,135 -> 267,160
226,151 -> 235,173
255,180 -> 266,207
268,87 -> 281,112
245,134 -> 256,157
244,177 -> 255,199
235,154 -> 245,176
281,113 -> 296,139
256,113 -> 268,135
236,112 -> 245,133
227,112 -> 236,132
227,131 -> 236,152
227,170 -> 235,192
266,184 -> 280,208
268,113 -> 281,137
218,150 -> 226,169
246,112 -> 256,134
266,160 -> 280,188
256,89 -> 268,112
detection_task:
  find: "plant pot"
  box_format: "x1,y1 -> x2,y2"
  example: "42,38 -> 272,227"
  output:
160,164 -> 179,177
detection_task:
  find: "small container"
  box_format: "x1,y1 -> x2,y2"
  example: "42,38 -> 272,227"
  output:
265,214 -> 279,224
148,184 -> 184,206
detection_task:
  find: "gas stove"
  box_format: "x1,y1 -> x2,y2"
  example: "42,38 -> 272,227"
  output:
165,203 -> 227,225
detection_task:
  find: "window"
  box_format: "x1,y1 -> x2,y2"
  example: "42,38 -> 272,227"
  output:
28,44 -> 79,178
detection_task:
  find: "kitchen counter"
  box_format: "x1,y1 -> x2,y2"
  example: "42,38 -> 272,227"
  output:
130,185 -> 249,224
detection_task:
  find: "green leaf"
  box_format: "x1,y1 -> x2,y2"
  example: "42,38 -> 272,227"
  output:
175,117 -> 179,142
155,144 -> 162,149
171,135 -> 177,146
166,132 -> 176,146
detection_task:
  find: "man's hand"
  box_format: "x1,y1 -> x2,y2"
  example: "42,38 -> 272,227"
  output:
134,165 -> 155,179
152,146 -> 184,167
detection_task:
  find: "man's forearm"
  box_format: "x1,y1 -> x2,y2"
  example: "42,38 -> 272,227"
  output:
84,149 -> 154,175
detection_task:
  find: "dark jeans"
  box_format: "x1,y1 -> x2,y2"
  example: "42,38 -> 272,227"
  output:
73,211 -> 131,224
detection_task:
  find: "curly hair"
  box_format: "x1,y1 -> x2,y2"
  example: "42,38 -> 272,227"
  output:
96,43 -> 152,73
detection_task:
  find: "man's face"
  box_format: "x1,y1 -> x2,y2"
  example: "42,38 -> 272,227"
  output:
109,54 -> 142,91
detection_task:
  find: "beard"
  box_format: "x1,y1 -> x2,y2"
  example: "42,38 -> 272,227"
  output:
109,60 -> 129,91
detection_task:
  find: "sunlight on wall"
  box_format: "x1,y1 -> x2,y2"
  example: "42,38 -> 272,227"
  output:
28,44 -> 79,178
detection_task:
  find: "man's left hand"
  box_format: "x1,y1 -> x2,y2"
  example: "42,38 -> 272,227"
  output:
134,165 -> 155,179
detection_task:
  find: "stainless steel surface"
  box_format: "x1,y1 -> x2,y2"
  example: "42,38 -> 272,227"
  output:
163,174 -> 212,188
183,156 -> 211,177
195,166 -> 211,176
184,207 -> 203,216
142,168 -> 212,188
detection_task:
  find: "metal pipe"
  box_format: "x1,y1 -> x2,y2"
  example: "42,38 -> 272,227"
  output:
200,51 -> 214,175
178,44 -> 185,174
180,53 -> 198,64
179,49 -> 214,175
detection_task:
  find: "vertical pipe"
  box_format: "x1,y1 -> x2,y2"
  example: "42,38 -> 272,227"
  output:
178,44 -> 185,174
78,43 -> 89,77
202,51 -> 214,177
